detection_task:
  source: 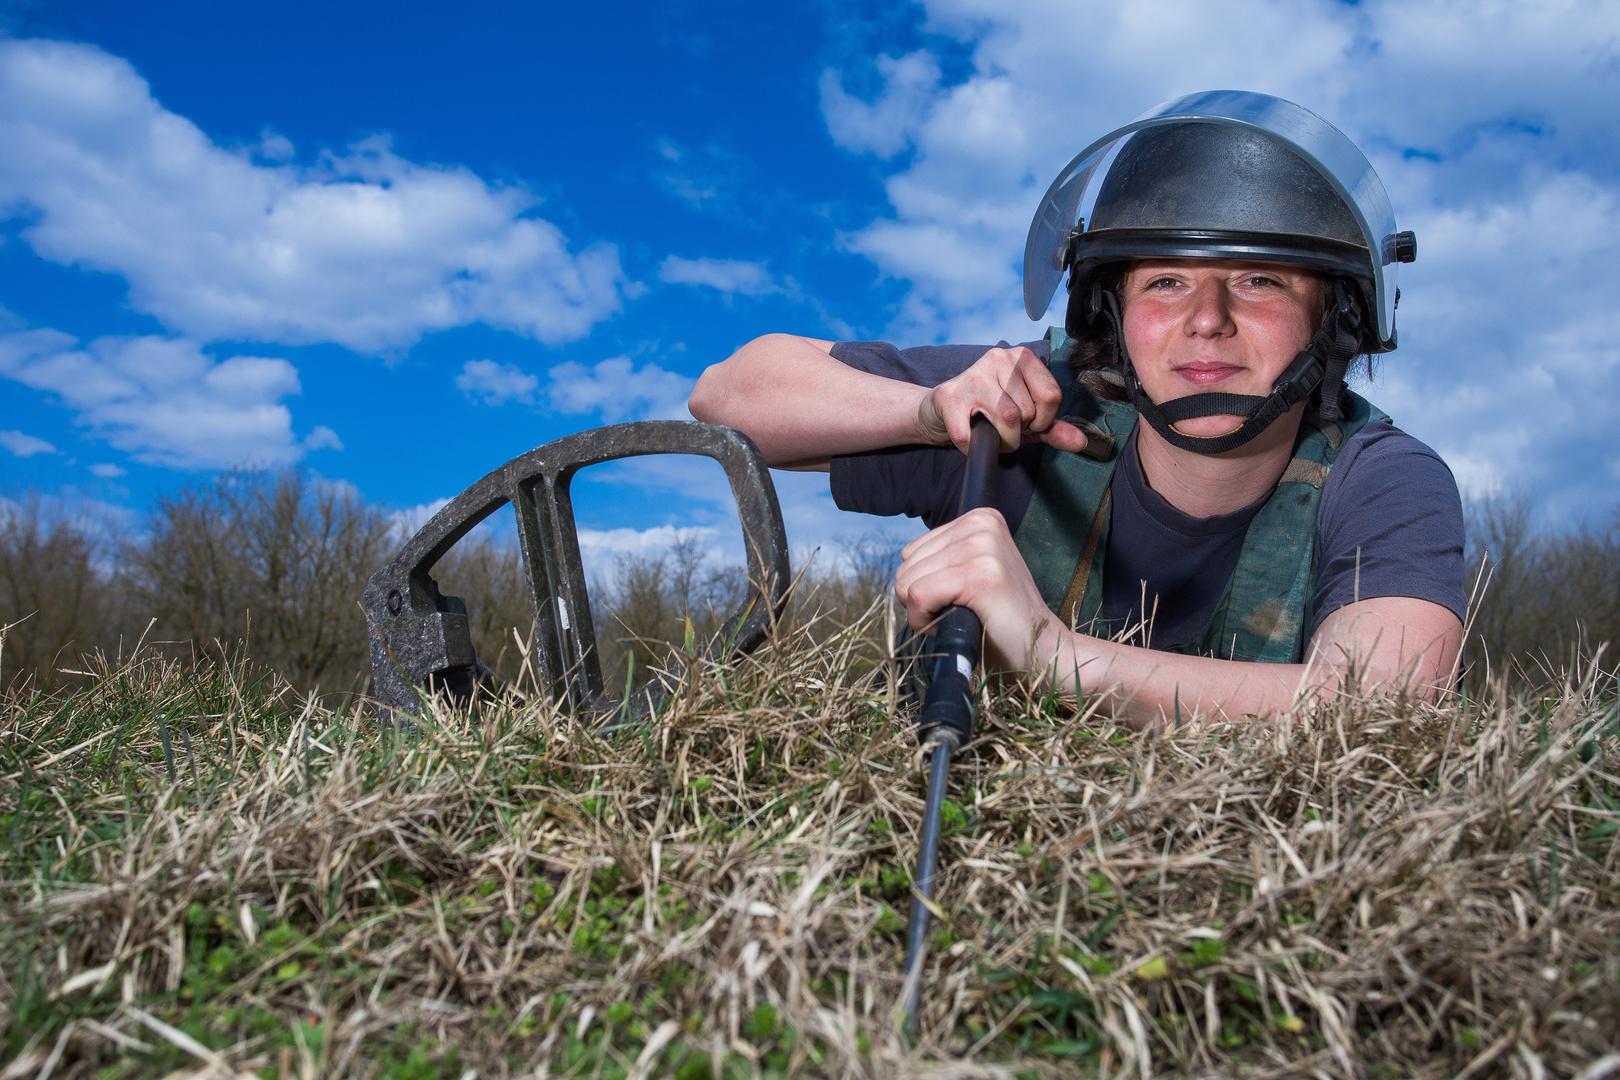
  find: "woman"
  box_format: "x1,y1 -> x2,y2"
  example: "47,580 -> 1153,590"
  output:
690,92 -> 1464,727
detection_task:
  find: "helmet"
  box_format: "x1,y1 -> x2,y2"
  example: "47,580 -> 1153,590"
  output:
1023,91 -> 1416,454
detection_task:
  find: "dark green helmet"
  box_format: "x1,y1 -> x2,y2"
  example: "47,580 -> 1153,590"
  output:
1023,91 -> 1416,452
1068,122 -> 1395,355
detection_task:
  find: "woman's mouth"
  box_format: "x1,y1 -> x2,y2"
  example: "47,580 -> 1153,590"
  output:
1175,364 -> 1244,386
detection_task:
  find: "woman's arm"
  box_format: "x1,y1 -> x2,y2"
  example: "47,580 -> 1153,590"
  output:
689,335 -> 1088,469
895,508 -> 1464,730
1040,597 -> 1461,728
688,334 -> 933,470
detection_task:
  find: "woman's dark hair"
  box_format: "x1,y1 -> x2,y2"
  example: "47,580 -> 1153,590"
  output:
1063,267 -> 1131,401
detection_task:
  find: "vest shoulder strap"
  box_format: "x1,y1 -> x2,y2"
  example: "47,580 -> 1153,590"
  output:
1013,329 -> 1135,620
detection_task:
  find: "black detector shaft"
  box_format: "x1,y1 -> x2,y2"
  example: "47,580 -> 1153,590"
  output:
902,414 -> 1000,1028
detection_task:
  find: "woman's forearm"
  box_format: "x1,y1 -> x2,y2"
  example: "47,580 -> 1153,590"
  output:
689,334 -> 932,468
1040,628 -> 1324,729
1034,601 -> 1460,729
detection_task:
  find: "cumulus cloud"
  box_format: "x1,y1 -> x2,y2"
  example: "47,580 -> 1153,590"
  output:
454,353 -> 696,424
88,463 -> 126,478
566,453 -> 919,586
0,489 -> 139,550
768,467 -> 920,572
303,425 -> 343,452
819,50 -> 942,157
0,429 -> 57,457
545,355 -> 695,423
578,523 -> 721,563
0,38 -> 630,353
658,256 -> 780,297
819,0 -> 1620,521
0,327 -> 334,469
388,496 -> 452,542
457,358 -> 540,406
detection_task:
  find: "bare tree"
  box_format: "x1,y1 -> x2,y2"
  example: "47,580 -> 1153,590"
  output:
123,472 -> 395,695
1464,495 -> 1620,687
0,499 -> 115,689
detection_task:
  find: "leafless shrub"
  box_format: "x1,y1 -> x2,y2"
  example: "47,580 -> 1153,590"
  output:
0,497 -> 119,691
7,471 -> 1617,706
121,471 -> 394,697
1465,496 -> 1620,689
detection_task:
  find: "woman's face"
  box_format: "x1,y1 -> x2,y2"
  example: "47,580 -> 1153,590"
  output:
1120,259 -> 1325,441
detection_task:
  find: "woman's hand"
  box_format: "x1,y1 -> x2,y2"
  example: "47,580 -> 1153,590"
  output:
917,345 -> 1090,455
894,507 -> 1064,669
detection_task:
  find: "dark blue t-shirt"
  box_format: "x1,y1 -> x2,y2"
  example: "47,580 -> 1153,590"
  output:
827,337 -> 1466,648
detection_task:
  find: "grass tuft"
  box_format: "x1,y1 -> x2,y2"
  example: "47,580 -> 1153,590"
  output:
2,614 -> 1617,1077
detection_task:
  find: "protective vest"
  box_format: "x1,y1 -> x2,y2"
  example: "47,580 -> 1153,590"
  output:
1012,328 -> 1385,663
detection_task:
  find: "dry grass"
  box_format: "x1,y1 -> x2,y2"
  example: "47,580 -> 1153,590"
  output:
2,605 -> 1617,1078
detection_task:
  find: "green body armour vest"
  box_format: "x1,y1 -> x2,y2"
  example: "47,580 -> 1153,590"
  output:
1012,328 -> 1386,663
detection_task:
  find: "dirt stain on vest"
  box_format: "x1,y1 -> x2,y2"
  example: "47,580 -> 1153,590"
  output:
1243,596 -> 1295,641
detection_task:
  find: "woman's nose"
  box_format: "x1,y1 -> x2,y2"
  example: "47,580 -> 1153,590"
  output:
1186,280 -> 1235,337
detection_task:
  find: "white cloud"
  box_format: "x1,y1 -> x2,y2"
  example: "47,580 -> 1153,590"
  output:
388,496 -> 451,542
578,523 -> 721,563
0,429 -> 57,457
658,256 -> 780,298
0,38 -> 629,353
457,358 -> 539,406
568,454 -> 919,587
256,128 -> 295,163
574,523 -> 752,598
310,475 -> 362,504
545,355 -> 695,423
303,425 -> 343,452
88,463 -> 125,478
769,467 -> 920,573
819,51 -> 942,157
0,489 -> 138,549
819,1 -> 1620,522
1444,453 -> 1505,502
0,326 -> 332,469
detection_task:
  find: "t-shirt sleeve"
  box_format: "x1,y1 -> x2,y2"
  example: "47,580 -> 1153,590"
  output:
826,340 -> 1045,530
1310,421 -> 1467,636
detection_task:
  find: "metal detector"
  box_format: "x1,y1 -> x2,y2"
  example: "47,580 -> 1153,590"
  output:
362,421 -> 790,721
902,415 -> 999,1028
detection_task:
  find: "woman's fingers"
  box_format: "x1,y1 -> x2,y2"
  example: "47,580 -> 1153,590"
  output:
923,345 -> 1083,455
896,563 -> 954,632
895,507 -> 1061,668
1001,347 -> 1064,435
1036,418 -> 1090,454
899,507 -> 1001,566
896,510 -> 1010,630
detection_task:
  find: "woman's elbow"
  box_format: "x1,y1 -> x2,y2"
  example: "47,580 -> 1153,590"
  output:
689,335 -> 780,423
688,364 -> 726,422
683,338 -> 758,420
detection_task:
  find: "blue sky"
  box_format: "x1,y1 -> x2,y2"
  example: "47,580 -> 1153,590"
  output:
2,0 -> 1618,577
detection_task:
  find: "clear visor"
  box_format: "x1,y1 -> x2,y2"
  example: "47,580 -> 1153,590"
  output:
1024,91 -> 1401,345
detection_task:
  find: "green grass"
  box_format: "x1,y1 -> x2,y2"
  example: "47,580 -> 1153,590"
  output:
2,625 -> 1618,1078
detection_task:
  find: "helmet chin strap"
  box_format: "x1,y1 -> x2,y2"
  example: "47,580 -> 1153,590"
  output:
1097,278 -> 1363,456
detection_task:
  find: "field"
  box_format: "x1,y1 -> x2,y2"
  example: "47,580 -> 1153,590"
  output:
2,606 -> 1618,1078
